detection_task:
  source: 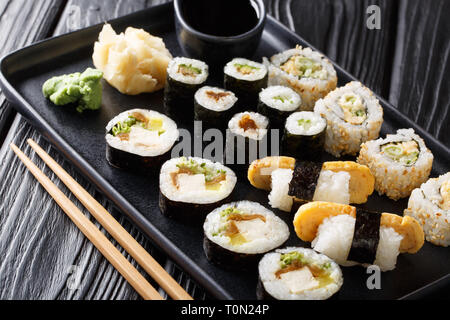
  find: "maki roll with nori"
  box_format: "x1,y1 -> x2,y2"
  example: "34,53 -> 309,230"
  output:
203,201 -> 289,270
247,156 -> 375,212
224,58 -> 268,110
105,109 -> 179,171
282,111 -> 326,161
257,247 -> 343,300
293,202 -> 424,271
257,86 -> 301,129
357,128 -> 434,200
314,81 -> 384,157
194,86 -> 237,130
264,46 -> 337,111
224,112 -> 269,171
164,57 -> 209,122
404,172 -> 450,247
159,157 -> 236,221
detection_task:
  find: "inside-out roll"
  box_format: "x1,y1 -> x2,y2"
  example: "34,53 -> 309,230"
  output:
264,46 -> 337,111
357,128 -> 434,200
404,172 -> 450,247
314,81 -> 384,157
257,247 -> 343,300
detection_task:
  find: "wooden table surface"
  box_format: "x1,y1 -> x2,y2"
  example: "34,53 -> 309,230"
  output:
0,0 -> 448,300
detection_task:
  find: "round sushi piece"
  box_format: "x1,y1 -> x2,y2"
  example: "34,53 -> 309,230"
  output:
194,86 -> 237,130
159,157 -> 236,221
404,172 -> 450,247
293,202 -> 425,271
203,201 -> 289,270
257,247 -> 343,300
164,57 -> 209,122
224,112 -> 270,170
257,86 -> 301,128
105,109 -> 179,171
264,46 -> 337,111
282,111 -> 326,161
224,58 -> 268,110
357,128 -> 434,200
314,81 -> 383,157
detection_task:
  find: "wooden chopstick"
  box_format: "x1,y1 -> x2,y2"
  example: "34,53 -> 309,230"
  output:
26,139 -> 193,300
10,143 -> 164,301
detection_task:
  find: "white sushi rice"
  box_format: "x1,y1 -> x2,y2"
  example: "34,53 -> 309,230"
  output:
224,58 -> 267,81
311,214 -> 403,271
228,112 -> 269,141
159,157 -> 236,204
264,46 -> 337,111
314,81 -> 384,157
357,128 -> 434,200
259,86 -> 301,112
105,109 -> 179,157
203,201 -> 290,254
258,247 -> 343,300
285,111 -> 327,136
404,173 -> 450,247
194,86 -> 237,112
268,169 -> 351,212
167,57 -> 208,84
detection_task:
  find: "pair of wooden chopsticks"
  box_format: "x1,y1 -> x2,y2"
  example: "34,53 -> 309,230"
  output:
10,139 -> 192,301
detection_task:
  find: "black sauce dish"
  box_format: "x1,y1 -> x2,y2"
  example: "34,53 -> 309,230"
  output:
174,0 -> 267,67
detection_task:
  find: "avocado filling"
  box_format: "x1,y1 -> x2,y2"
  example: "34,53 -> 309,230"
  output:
213,206 -> 266,245
297,118 -> 312,131
276,252 -> 333,288
234,63 -> 260,75
178,63 -> 202,77
172,158 -> 226,190
338,93 -> 367,125
281,55 -> 328,80
111,112 -> 165,140
381,141 -> 420,166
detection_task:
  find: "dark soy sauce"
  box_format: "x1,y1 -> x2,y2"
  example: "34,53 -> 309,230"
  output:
181,0 -> 259,37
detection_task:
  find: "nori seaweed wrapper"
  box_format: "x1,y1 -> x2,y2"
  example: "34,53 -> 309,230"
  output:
281,125 -> 326,162
163,75 -> 204,123
257,100 -> 296,130
347,208 -> 381,264
288,161 -> 322,201
203,236 -> 263,271
224,73 -> 268,111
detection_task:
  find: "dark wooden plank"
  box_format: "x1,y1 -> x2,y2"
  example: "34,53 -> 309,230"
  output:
389,0 -> 450,145
0,0 -> 65,146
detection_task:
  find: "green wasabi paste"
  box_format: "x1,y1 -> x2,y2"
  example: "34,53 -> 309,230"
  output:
42,68 -> 103,113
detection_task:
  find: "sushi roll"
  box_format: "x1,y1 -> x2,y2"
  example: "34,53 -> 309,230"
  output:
357,128 -> 434,200
282,111 -> 327,161
203,201 -> 289,270
224,112 -> 269,170
159,157 -> 237,221
314,81 -> 384,157
164,57 -> 209,122
248,156 -> 375,213
293,201 -> 424,271
105,109 -> 179,171
404,172 -> 450,247
194,86 -> 237,130
257,86 -> 301,128
257,247 -> 343,300
224,58 -> 268,110
264,46 -> 337,111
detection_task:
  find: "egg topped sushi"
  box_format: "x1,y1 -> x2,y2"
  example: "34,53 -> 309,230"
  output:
203,201 -> 289,269
105,109 -> 179,171
159,157 -> 237,220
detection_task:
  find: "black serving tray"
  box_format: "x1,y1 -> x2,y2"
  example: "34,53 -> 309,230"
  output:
1,2 -> 449,300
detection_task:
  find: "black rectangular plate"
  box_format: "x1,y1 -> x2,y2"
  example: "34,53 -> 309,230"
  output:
1,2 -> 449,300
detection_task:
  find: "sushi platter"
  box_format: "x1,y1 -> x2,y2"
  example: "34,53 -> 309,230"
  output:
0,2 -> 449,300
